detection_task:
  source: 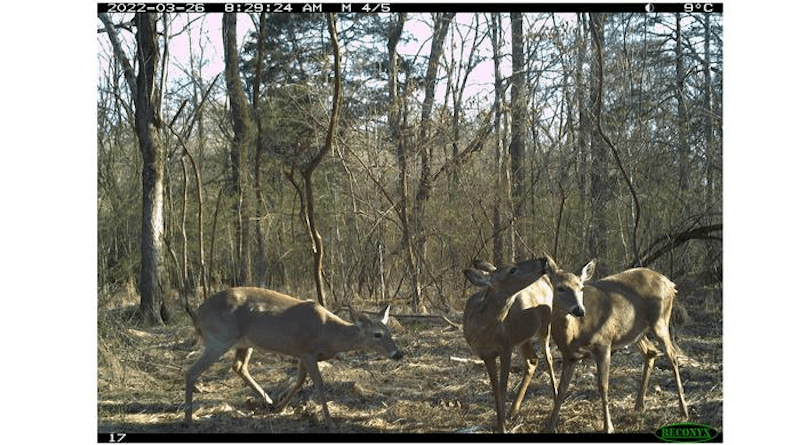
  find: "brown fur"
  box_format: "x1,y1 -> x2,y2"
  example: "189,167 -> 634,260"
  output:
462,258 -> 556,433
545,256 -> 688,433
184,287 -> 402,429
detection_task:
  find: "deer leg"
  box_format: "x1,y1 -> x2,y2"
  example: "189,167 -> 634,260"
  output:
232,347 -> 274,406
545,357 -> 577,433
184,343 -> 229,424
274,360 -> 308,413
542,326 -> 558,400
497,349 -> 513,430
654,324 -> 689,419
483,357 -> 505,433
594,346 -> 614,433
510,341 -> 537,417
303,357 -> 334,430
635,337 -> 658,412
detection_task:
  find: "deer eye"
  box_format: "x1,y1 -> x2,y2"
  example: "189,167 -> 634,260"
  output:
374,332 -> 383,338
557,285 -> 566,292
509,267 -> 517,274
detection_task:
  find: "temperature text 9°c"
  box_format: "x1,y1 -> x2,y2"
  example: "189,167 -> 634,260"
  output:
684,3 -> 716,13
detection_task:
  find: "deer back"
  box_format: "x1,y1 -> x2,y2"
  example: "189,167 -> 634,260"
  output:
197,287 -> 356,358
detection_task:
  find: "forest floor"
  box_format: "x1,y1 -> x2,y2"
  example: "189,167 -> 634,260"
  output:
97,284 -> 722,440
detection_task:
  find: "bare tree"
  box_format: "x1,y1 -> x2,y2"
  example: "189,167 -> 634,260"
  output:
284,13 -> 342,307
96,11 -> 723,317
222,13 -> 256,286
675,13 -> 689,198
410,12 -> 456,312
252,12 -> 269,288
589,13 -> 642,266
386,12 -> 420,312
99,12 -> 166,324
702,13 -> 720,274
509,12 -> 526,260
587,13 -> 608,266
489,13 -> 505,265
307,12 -> 342,306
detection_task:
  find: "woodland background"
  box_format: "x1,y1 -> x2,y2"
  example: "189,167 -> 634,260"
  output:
96,10 -> 722,323
91,6 -> 730,437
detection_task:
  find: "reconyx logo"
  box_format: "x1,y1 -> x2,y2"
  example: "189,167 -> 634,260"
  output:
655,422 -> 719,443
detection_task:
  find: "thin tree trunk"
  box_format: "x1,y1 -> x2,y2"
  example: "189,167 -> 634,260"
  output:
223,13 -> 254,286
576,13 -> 592,257
411,12 -> 455,312
587,13 -> 607,263
703,14 -> 714,203
387,13 -> 420,312
509,12 -> 526,260
590,13 -> 642,266
703,13 -> 716,274
253,12 -> 269,287
293,13 -> 341,307
676,13 -> 689,199
490,12 -> 504,265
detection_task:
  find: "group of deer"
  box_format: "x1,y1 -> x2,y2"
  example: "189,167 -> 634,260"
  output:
181,255 -> 688,433
463,255 -> 689,433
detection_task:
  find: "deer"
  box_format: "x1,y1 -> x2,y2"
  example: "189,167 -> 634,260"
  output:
183,287 -> 403,429
543,255 -> 689,433
462,257 -> 557,433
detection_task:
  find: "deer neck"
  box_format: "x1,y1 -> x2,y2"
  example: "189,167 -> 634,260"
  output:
324,320 -> 365,357
463,289 -> 519,357
552,302 -> 582,348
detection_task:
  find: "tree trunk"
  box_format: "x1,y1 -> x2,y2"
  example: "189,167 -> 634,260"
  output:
252,12 -> 269,287
576,14 -> 591,257
676,13 -> 689,199
509,12 -> 526,260
134,13 -> 166,324
703,14 -> 714,202
100,13 -> 166,324
410,12 -> 455,312
307,13 -> 341,306
587,13 -> 608,263
223,13 -> 255,286
289,13 -> 341,307
387,13 -> 420,312
490,13 -> 504,265
416,12 -> 456,205
702,14 -> 719,277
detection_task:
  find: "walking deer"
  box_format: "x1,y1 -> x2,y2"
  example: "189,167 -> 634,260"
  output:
544,255 -> 688,433
462,257 -> 557,433
184,287 -> 403,428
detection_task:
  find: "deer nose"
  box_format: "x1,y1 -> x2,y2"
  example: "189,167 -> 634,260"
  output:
570,306 -> 585,317
391,350 -> 403,360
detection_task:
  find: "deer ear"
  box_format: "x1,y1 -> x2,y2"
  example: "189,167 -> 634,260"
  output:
473,259 -> 496,272
544,254 -> 558,272
378,304 -> 391,326
581,259 -> 597,281
464,268 -> 491,287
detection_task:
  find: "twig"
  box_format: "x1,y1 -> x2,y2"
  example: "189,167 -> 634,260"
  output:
449,356 -> 483,365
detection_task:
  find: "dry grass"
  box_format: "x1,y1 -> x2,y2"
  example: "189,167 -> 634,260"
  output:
97,287 -> 722,438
